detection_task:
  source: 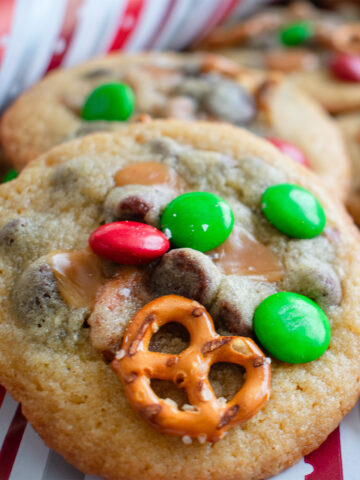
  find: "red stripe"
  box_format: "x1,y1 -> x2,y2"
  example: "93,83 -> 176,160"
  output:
193,0 -> 241,44
305,426 -> 343,480
0,388 -> 6,409
0,405 -> 27,480
146,0 -> 178,49
46,0 -> 84,72
108,0 -> 146,51
0,0 -> 15,68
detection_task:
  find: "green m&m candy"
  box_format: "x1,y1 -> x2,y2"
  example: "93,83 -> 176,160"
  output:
2,169 -> 18,183
261,184 -> 326,239
254,292 -> 331,364
82,82 -> 135,121
161,192 -> 234,252
280,21 -> 313,47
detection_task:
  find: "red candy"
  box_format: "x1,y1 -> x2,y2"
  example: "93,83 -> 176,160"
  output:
89,221 -> 170,264
267,137 -> 310,168
330,54 -> 360,83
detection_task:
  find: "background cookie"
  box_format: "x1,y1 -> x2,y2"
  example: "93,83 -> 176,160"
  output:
198,1 -> 360,114
0,120 -> 359,480
0,52 -> 350,200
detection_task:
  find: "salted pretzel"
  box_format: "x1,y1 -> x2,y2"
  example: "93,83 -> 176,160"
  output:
111,295 -> 271,443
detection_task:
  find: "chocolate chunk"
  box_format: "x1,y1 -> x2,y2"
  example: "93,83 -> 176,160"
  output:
0,218 -> 37,259
12,258 -> 69,341
282,260 -> 342,308
175,75 -> 256,125
211,276 -> 277,336
103,185 -> 174,227
81,68 -> 113,80
202,79 -> 256,125
150,248 -> 221,307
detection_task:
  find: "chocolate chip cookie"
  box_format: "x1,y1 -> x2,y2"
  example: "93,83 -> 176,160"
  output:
0,120 -> 359,480
0,52 -> 349,199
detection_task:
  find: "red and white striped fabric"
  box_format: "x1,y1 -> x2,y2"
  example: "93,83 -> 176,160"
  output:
0,0 -> 269,109
0,387 -> 358,479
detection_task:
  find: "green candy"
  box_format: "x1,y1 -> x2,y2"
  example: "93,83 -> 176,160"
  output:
261,184 -> 326,239
2,169 -> 18,183
280,21 -> 313,46
82,82 -> 135,121
161,192 -> 234,252
254,292 -> 331,364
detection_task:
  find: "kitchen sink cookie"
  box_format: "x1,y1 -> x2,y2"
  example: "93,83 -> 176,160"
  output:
0,52 -> 349,199
198,1 -> 360,114
0,120 -> 359,480
337,112 -> 360,223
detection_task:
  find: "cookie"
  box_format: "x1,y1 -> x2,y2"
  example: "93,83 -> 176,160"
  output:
0,120 -> 359,480
337,112 -> 360,222
0,52 -> 349,199
198,1 -> 360,114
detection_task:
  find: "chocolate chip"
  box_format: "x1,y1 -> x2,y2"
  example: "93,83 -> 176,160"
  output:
211,276 -> 277,336
81,68 -> 113,80
202,80 -> 256,125
104,185 -> 175,228
150,248 -> 221,307
12,258 -> 69,340
282,260 -> 342,308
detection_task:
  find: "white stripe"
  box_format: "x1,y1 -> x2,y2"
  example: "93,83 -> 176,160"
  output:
168,0 -> 219,50
21,0 -> 68,88
0,394 -> 18,448
9,423 -> 49,480
270,458 -> 313,480
63,0 -> 124,67
340,401 -> 360,480
151,0 -> 193,50
93,0 -> 129,55
124,0 -> 169,52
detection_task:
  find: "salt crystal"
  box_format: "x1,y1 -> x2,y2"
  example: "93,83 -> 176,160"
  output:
182,435 -> 192,445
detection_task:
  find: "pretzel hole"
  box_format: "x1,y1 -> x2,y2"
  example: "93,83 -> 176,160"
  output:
209,363 -> 246,402
150,379 -> 189,409
149,322 -> 190,354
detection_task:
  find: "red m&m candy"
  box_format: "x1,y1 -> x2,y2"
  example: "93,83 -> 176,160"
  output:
89,221 -> 170,264
330,54 -> 360,83
267,138 -> 310,168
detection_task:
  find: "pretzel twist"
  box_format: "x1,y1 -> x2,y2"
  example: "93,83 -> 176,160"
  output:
112,295 -> 271,442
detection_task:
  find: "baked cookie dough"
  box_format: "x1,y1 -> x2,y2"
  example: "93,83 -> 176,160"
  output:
0,120 -> 359,480
0,52 -> 349,199
198,1 -> 360,114
337,112 -> 360,222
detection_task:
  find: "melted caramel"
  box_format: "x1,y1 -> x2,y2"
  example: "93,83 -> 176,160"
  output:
209,225 -> 283,282
49,248 -> 104,308
114,161 -> 184,192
